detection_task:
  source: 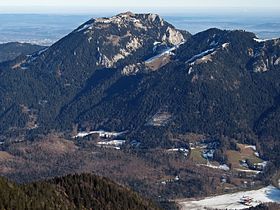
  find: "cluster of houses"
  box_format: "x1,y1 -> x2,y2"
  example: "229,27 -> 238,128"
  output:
239,195 -> 254,206
202,141 -> 220,159
190,140 -> 220,160
167,148 -> 189,157
73,130 -> 128,150
96,140 -> 126,150
73,130 -> 126,139
240,159 -> 267,172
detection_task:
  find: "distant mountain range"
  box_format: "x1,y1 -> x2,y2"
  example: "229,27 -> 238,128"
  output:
1,14 -> 280,46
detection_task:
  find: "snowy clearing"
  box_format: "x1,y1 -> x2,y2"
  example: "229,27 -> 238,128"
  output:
147,111 -> 172,126
73,130 -> 126,138
97,140 -> 126,146
179,185 -> 280,210
198,163 -> 230,171
244,145 -> 256,151
185,48 -> 215,64
145,41 -> 185,63
76,23 -> 93,32
253,38 -> 269,43
145,46 -> 176,63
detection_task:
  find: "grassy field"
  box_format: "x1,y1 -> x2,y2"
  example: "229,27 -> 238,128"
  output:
189,148 -> 207,164
226,144 -> 263,171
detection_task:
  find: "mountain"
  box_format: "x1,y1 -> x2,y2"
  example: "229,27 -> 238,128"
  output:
0,12 -> 280,156
0,42 -> 45,63
0,173 -> 160,210
0,12 -> 280,204
0,12 -> 191,135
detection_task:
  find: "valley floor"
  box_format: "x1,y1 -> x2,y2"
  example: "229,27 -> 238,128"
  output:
178,185 -> 280,210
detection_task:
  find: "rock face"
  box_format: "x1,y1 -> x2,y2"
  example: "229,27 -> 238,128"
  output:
10,12 -> 190,87
0,12 -> 190,134
71,12 -> 189,69
249,38 -> 280,73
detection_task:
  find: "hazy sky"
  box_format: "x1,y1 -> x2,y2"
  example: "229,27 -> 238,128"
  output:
0,0 -> 279,13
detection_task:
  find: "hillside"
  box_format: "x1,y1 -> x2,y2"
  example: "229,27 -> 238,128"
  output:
0,42 -> 45,63
0,14 -> 279,144
0,173 -> 160,210
249,203 -> 280,210
0,12 -> 280,206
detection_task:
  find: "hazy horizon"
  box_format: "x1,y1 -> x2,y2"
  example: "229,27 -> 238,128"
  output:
0,7 -> 279,16
0,0 -> 279,14
1,12 -> 280,46
1,1 -> 280,45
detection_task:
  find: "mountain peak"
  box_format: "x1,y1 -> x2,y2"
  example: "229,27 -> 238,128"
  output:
75,12 -> 166,34
5,12 -> 191,89
116,11 -> 135,17
54,12 -> 189,69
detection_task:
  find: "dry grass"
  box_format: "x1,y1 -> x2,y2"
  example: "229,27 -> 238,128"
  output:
106,35 -> 121,46
237,144 -> 263,164
189,148 -> 207,164
145,54 -> 171,71
0,134 -> 262,200
178,132 -> 206,143
0,151 -> 14,161
12,59 -> 26,69
226,143 -> 263,171
34,136 -> 78,155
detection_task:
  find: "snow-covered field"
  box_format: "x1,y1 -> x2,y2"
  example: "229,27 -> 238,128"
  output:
179,185 -> 280,210
73,130 -> 125,138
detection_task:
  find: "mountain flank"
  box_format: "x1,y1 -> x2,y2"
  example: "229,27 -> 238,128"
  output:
0,12 -> 280,207
0,173 -> 160,210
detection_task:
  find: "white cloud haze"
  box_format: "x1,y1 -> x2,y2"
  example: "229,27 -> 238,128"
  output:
0,0 -> 279,13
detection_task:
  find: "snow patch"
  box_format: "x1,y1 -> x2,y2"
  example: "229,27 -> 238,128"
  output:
145,41 -> 184,64
88,37 -> 93,43
77,23 -> 92,32
179,185 -> 280,210
188,67 -> 194,75
255,161 -> 268,168
254,152 -> 260,157
97,140 -> 126,146
147,111 -> 172,126
245,145 -> 256,151
274,57 -> 280,65
210,41 -> 218,47
73,130 -> 126,139
167,148 -> 189,156
254,38 -> 269,43
145,46 -> 175,63
186,48 -> 215,64
199,163 -> 230,171
235,168 -> 260,174
222,43 -> 230,49
153,41 -> 161,46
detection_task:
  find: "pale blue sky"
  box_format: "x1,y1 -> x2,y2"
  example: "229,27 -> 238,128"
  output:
0,0 -> 279,13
